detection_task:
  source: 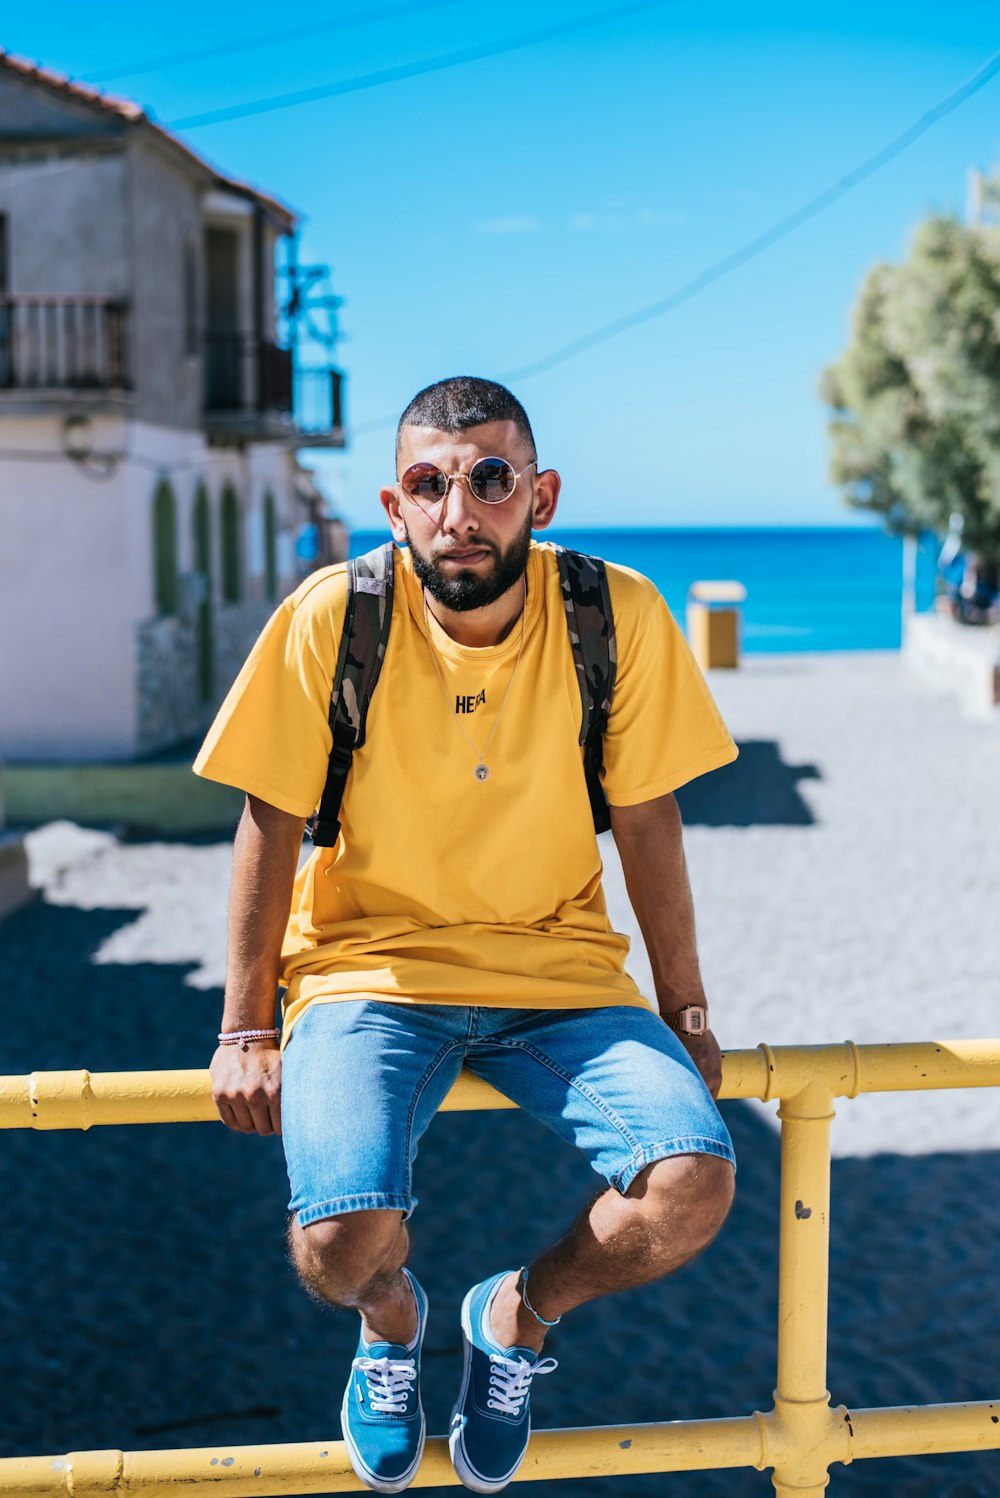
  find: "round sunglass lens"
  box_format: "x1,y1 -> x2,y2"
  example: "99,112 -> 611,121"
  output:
402,464 -> 447,504
470,458 -> 515,502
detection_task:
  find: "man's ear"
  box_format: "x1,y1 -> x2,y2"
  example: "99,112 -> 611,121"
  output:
379,486 -> 408,546
530,468 -> 561,532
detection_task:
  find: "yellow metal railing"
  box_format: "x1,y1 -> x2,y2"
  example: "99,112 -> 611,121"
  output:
1,1040 -> 999,1495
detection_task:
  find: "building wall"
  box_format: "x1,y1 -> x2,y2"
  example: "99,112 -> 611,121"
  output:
0,149 -> 129,299
0,86 -> 330,764
0,414 -> 139,760
127,138 -> 206,431
0,133 -> 273,436
0,72 -> 122,141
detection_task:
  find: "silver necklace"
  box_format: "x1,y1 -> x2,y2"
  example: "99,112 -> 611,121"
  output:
422,579 -> 527,783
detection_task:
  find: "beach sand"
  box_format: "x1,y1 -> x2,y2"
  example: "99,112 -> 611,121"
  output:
2,651 -> 998,1494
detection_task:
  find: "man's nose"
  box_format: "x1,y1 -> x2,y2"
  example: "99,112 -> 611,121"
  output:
439,475 -> 480,532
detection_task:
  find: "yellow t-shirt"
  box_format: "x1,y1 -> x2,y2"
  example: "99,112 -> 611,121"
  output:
194,542 -> 737,1039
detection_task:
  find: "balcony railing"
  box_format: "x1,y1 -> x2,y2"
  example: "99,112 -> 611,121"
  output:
0,296 -> 129,391
204,334 -> 344,442
296,364 -> 345,436
203,333 -> 293,415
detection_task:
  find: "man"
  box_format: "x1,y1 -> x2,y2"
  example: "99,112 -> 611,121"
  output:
196,376 -> 738,1495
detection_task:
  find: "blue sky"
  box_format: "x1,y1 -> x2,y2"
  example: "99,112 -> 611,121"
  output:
7,2 -> 1000,528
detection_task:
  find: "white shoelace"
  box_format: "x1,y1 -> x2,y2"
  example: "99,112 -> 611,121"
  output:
352,1354 -> 417,1413
486,1353 -> 558,1416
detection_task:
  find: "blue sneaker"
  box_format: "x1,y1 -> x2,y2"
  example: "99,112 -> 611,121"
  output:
449,1270 -> 558,1493
341,1268 -> 427,1493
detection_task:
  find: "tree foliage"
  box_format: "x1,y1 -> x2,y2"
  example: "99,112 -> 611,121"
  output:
821,215 -> 1000,562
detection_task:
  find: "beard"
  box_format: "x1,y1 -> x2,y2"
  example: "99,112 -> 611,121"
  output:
404,511 -> 533,612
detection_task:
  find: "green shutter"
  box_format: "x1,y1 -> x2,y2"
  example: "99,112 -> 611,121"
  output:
264,490 -> 278,601
193,483 -> 214,701
153,479 -> 179,615
221,482 -> 242,603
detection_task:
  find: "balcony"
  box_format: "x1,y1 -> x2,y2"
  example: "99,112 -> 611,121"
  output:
295,364 -> 346,446
0,296 -> 129,394
204,334 -> 345,448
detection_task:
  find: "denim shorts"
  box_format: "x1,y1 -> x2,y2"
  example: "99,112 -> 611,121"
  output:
281,1000 -> 736,1228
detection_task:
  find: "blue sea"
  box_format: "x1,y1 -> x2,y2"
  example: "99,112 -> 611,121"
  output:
348,527 -> 941,653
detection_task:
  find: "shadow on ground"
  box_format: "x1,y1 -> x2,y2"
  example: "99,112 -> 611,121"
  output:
2,898 -> 997,1495
676,741 -> 821,827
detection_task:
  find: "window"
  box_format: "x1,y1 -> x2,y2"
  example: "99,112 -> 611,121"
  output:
152,479 -> 179,615
220,481 -> 242,603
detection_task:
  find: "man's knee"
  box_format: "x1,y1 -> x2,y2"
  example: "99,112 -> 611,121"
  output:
629,1151 -> 735,1245
289,1208 -> 406,1299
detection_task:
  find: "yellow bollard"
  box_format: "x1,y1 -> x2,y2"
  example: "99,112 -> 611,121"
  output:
686,580 -> 747,670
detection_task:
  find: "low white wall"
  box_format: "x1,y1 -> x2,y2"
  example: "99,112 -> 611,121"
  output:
903,610 -> 1000,721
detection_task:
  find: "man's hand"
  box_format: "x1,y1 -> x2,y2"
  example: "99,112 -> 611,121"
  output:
672,1025 -> 723,1100
210,1042 -> 282,1135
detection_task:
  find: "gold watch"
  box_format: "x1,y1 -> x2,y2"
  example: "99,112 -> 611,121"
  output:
665,1005 -> 709,1037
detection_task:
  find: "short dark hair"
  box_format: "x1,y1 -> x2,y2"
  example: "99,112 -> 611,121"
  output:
396,376 -> 536,461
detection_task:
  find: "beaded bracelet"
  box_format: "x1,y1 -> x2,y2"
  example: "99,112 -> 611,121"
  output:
218,1027 -> 280,1051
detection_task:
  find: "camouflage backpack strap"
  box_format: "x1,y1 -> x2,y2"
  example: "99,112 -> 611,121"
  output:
554,546 -> 618,834
307,542 -> 395,847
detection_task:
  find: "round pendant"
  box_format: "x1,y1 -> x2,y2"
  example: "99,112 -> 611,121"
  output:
474,763 -> 490,782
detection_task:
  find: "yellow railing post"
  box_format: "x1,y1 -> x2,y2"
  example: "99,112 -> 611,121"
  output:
769,1074 -> 847,1495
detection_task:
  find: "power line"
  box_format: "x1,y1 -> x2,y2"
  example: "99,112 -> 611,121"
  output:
87,0 -> 468,84
500,46 -> 1000,383
164,0 -> 670,130
346,44 -> 1000,436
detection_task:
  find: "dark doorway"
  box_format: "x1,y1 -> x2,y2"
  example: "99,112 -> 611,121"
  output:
204,227 -> 241,410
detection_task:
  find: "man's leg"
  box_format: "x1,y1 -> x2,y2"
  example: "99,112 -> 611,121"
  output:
450,1006 -> 736,1492
489,1151 -> 735,1351
288,1208 -> 419,1345
281,999 -> 464,1493
465,1002 -> 738,1353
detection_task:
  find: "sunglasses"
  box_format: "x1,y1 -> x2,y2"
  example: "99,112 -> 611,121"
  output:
398,457 -> 537,509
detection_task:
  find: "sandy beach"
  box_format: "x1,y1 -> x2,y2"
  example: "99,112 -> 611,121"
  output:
2,650 -> 998,1495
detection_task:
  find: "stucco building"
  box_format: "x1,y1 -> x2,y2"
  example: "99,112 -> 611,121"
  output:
0,52 -> 347,763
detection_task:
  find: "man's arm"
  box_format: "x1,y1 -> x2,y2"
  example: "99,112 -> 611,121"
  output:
210,793 -> 307,1136
609,791 -> 722,1099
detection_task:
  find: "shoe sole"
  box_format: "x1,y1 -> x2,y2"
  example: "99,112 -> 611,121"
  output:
341,1271 -> 428,1494
448,1281 -> 527,1495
